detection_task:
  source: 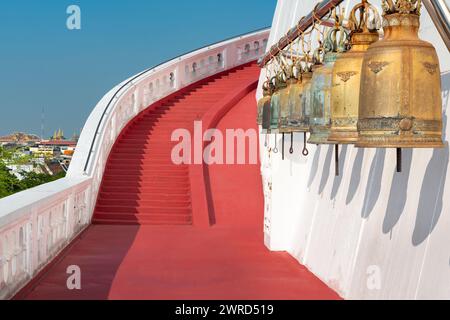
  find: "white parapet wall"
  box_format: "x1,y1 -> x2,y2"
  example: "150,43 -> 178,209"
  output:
0,28 -> 270,299
259,0 -> 450,299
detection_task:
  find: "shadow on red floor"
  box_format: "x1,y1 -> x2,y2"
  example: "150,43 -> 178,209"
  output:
20,77 -> 340,301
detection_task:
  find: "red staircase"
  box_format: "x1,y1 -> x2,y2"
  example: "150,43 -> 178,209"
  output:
19,62 -> 341,301
93,63 -> 260,225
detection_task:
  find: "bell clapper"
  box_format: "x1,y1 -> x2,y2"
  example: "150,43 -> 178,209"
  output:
264,134 -> 268,148
397,148 -> 402,173
302,132 -> 309,157
335,144 -> 340,177
290,133 -> 294,154
282,133 -> 285,160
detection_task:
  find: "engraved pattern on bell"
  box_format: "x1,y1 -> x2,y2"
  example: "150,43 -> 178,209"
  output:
337,71 -> 358,82
368,61 -> 390,74
423,62 -> 439,75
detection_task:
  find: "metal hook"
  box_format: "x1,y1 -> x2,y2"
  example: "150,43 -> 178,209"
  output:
273,134 -> 279,154
302,132 -> 309,157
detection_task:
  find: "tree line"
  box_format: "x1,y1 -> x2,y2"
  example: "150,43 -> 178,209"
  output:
0,146 -> 66,199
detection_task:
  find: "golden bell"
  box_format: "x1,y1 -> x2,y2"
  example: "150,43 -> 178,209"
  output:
258,80 -> 273,132
270,72 -> 288,133
309,23 -> 350,145
279,76 -> 299,133
299,67 -> 314,132
279,62 -> 297,133
278,56 -> 314,133
328,0 -> 381,144
356,0 -> 444,148
262,77 -> 276,131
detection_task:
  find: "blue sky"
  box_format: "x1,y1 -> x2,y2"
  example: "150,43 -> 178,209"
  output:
0,0 -> 276,138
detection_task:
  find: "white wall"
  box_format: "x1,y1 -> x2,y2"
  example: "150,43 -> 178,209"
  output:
259,0 -> 450,299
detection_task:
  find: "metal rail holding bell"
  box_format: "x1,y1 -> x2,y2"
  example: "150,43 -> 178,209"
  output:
328,0 -> 381,176
356,0 -> 444,173
259,0 -> 346,68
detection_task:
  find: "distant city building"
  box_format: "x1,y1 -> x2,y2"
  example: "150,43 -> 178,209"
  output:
0,132 -> 40,146
30,140 -> 77,157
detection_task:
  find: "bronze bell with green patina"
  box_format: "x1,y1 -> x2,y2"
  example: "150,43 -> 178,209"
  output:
309,16 -> 350,145
279,62 -> 298,133
270,71 -> 288,133
258,80 -> 274,133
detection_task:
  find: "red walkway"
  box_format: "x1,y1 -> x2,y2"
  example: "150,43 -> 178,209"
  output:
20,64 -> 340,300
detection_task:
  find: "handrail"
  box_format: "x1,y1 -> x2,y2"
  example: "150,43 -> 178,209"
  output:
423,0 -> 450,51
258,0 -> 345,67
83,27 -> 270,173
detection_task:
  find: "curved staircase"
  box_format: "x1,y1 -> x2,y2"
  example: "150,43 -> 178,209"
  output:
19,60 -> 340,301
93,63 -> 260,225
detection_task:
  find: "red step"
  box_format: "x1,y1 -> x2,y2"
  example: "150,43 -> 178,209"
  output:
95,205 -> 191,214
100,186 -> 190,194
96,198 -> 190,207
98,192 -> 190,202
93,63 -> 258,226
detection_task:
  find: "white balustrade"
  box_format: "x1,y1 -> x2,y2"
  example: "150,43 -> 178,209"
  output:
0,178 -> 91,299
0,28 -> 270,299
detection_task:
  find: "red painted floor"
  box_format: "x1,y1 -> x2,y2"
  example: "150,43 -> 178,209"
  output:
21,66 -> 340,300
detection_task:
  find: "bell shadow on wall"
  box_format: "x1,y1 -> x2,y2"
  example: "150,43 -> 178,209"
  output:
307,145 -> 322,188
361,148 -> 386,219
383,149 -> 414,234
346,148 -> 365,205
412,73 -> 450,246
413,142 -> 449,246
331,145 -> 348,200
318,145 -> 334,195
